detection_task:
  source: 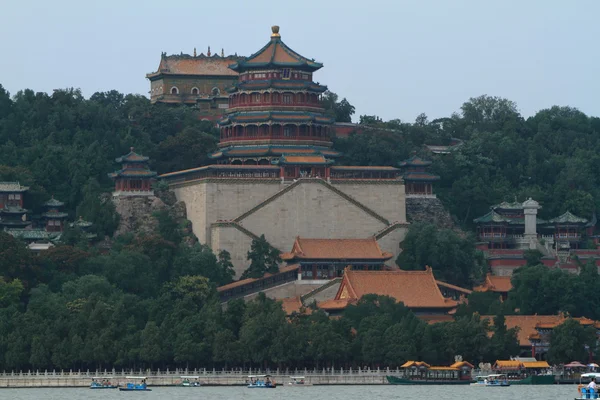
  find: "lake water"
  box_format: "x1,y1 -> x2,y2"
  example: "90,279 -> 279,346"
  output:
0,385 -> 577,400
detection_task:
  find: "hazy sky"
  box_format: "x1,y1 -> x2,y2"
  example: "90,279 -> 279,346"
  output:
1,0 -> 598,122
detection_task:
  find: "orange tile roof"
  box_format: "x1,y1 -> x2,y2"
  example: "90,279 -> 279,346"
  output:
281,237 -> 393,261
283,155 -> 327,164
522,361 -> 550,368
401,361 -> 431,368
451,361 -> 474,369
435,280 -> 473,295
217,264 -> 299,292
279,296 -> 310,315
152,56 -> 239,77
494,360 -> 522,369
317,299 -> 352,310
484,315 -> 565,346
474,274 -> 513,293
271,148 -> 317,154
336,268 -> 457,309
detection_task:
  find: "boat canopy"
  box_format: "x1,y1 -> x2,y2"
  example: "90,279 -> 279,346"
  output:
125,376 -> 147,379
248,374 -> 271,378
582,373 -> 600,378
488,374 -> 507,378
290,376 -> 305,379
181,376 -> 200,379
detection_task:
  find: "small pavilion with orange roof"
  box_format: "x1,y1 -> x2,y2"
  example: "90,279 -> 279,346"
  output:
318,267 -> 459,319
281,236 -> 394,280
474,273 -> 513,300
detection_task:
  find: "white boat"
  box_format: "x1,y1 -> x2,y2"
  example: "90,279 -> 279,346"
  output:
470,375 -> 488,386
181,375 -> 201,387
247,374 -> 276,388
288,376 -> 311,386
484,374 -> 510,387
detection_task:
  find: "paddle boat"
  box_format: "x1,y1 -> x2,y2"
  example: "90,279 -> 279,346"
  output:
576,373 -> 600,399
247,374 -> 276,388
90,377 -> 118,389
484,374 -> 510,387
119,376 -> 152,391
288,376 -> 311,385
181,375 -> 201,387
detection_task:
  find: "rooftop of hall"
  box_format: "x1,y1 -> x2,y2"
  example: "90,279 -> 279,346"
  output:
318,267 -> 459,311
399,153 -> 433,167
473,273 -> 513,293
43,196 -> 64,208
146,48 -> 242,79
0,182 -> 29,192
218,110 -> 335,125
229,26 -> 323,73
280,236 -> 394,261
209,145 -> 341,160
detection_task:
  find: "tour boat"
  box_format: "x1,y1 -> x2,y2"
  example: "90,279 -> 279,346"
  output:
484,374 -> 510,387
118,376 -> 152,391
90,377 -> 118,389
181,375 -> 201,387
247,374 -> 276,388
471,376 -> 488,386
288,376 -> 311,385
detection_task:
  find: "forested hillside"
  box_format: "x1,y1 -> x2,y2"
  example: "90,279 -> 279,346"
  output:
1,84 -> 600,370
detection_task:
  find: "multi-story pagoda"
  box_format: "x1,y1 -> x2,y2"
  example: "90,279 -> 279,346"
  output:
42,197 -> 68,232
399,154 -> 439,197
108,148 -> 157,196
213,26 -> 338,178
0,182 -> 30,229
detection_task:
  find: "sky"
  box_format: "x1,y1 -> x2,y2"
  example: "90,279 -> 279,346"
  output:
1,0 -> 598,123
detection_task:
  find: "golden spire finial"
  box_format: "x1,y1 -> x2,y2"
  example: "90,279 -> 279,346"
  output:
193,47 -> 196,57
207,46 -> 211,56
271,25 -> 280,39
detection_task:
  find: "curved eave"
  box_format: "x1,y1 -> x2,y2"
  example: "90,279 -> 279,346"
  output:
42,212 -> 69,218
108,170 -> 158,178
229,61 -> 322,73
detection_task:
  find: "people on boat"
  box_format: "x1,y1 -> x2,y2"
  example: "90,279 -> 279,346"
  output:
484,378 -> 488,385
588,377 -> 597,390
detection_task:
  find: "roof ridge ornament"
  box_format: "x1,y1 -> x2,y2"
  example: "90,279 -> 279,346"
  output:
271,25 -> 280,39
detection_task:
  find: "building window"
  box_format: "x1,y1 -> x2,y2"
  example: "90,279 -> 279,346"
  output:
191,87 -> 199,95
301,73 -> 309,80
211,87 -> 220,97
282,69 -> 291,79
283,94 -> 293,104
284,126 -> 294,137
273,93 -> 280,103
170,86 -> 179,95
8,194 -> 14,200
253,93 -> 261,103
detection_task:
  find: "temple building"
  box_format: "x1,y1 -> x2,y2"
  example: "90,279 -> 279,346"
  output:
399,154 -> 439,198
484,314 -> 600,359
160,26 -> 409,277
42,197 -> 68,232
146,48 -> 242,119
281,237 -> 393,280
109,148 -> 157,197
317,267 -> 459,320
0,182 -> 30,229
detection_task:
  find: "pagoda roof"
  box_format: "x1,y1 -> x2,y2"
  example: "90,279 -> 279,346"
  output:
473,210 -> 511,224
6,229 -> 61,241
0,182 -> 29,192
325,267 -> 457,310
218,111 -> 335,126
115,148 -> 150,163
108,169 -> 158,179
229,80 -> 328,93
474,273 -> 512,293
281,237 -> 393,261
44,197 -> 64,208
275,155 -> 333,166
491,201 -> 523,210
399,154 -> 433,167
42,210 -> 69,219
70,216 -> 93,229
209,145 -> 341,159
229,26 -> 323,73
146,53 -> 241,79
547,211 -> 587,225
0,206 -> 29,215
403,171 -> 440,182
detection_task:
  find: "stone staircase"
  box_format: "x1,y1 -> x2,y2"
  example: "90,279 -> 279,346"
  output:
301,278 -> 342,305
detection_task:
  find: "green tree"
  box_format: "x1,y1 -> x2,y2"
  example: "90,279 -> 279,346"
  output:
240,235 -> 281,279
140,321 -> 163,368
547,319 -> 596,364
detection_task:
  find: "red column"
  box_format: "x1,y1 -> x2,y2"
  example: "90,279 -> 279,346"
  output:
325,167 -> 330,180
312,265 -> 317,280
